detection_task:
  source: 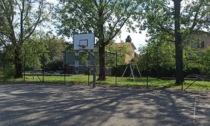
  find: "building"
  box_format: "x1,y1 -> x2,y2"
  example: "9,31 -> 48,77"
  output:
186,31 -> 210,48
113,35 -> 137,64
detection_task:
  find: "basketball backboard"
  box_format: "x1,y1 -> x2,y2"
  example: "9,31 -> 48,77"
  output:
73,33 -> 95,50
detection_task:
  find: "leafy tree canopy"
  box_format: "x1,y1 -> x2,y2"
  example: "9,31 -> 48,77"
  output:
0,0 -> 52,77
140,0 -> 210,85
56,0 -> 144,80
142,0 -> 210,38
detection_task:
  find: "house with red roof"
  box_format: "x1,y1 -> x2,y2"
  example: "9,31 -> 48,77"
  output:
113,35 -> 137,64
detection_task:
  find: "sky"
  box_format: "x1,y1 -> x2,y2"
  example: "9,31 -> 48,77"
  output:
47,0 -> 147,52
114,28 -> 147,51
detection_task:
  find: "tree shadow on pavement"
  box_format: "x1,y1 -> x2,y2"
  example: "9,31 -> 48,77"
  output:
0,84 -> 209,126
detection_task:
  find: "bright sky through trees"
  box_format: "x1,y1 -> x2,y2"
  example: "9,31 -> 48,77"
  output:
47,0 -> 147,51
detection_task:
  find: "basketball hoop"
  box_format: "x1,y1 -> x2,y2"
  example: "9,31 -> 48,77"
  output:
78,45 -> 87,52
73,33 -> 94,50
73,33 -> 96,88
78,45 -> 86,49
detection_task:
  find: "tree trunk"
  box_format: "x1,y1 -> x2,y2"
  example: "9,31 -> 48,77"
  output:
98,45 -> 106,80
174,0 -> 184,85
14,49 -> 23,78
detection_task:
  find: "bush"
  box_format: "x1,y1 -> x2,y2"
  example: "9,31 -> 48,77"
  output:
1,64 -> 15,78
45,60 -> 63,71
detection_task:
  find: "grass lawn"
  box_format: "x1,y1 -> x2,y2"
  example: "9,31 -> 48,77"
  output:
0,74 -> 210,90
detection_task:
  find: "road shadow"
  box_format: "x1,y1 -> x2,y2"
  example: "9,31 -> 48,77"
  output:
0,84 -> 209,126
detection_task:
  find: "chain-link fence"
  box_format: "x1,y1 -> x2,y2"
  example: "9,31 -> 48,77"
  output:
1,46 -> 209,90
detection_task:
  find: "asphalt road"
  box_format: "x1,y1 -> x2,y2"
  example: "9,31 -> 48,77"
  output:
0,84 -> 210,126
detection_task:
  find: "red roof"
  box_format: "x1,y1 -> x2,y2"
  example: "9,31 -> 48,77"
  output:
114,42 -> 136,50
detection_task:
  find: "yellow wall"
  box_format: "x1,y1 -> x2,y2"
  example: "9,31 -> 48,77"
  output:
124,43 -> 136,64
187,32 -> 210,48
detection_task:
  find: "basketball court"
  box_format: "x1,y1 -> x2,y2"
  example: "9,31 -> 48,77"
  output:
1,34 -> 209,126
0,84 -> 210,126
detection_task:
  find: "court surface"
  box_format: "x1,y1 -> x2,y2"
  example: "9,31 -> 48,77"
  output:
0,84 -> 210,126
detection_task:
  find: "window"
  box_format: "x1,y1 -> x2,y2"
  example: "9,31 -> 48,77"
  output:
201,41 -> 205,48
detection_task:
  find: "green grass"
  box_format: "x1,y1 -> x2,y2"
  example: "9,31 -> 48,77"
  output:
0,74 -> 209,90
182,81 -> 210,90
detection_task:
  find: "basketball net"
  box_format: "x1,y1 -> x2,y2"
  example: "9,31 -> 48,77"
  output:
78,45 -> 87,52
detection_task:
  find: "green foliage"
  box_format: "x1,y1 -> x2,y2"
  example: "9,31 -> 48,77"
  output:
22,36 -> 50,70
142,0 -> 210,37
138,38 -> 210,76
22,33 -> 67,71
3,64 -> 15,78
0,0 -> 52,77
0,0 -> 52,44
56,0 -> 142,40
140,0 -> 210,84
22,40 -> 43,69
106,42 -> 128,66
183,44 -> 202,71
0,51 -> 15,78
137,41 -> 175,71
0,45 -> 15,77
56,0 -> 144,80
200,47 -> 210,74
77,51 -> 89,65
182,34 -> 210,75
45,36 -> 66,62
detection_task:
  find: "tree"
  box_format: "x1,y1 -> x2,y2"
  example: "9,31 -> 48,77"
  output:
44,35 -> 67,71
0,0 -> 52,78
174,0 -> 183,84
200,47 -> 210,75
142,0 -> 210,85
56,0 -> 143,80
22,36 -> 50,70
138,40 -> 175,77
0,44 -> 16,77
44,34 -> 66,62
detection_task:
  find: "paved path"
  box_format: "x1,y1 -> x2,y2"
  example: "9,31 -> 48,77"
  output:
0,84 -> 210,126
